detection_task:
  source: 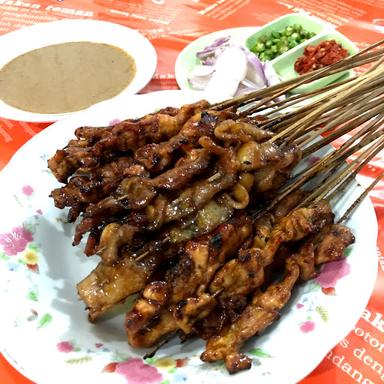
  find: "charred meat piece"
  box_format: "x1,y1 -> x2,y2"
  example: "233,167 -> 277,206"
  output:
252,145 -> 302,194
168,190 -> 313,333
133,144 -> 240,231
201,223 -> 354,373
125,215 -> 252,348
133,110 -> 234,173
202,256 -> 300,373
82,148 -> 212,222
48,100 -> 210,182
312,223 -> 355,265
214,120 -> 273,143
209,200 -> 334,298
77,242 -> 180,322
50,156 -> 133,221
72,144 -> 237,247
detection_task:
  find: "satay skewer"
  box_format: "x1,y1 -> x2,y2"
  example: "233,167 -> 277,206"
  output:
299,135 -> 384,207
134,169 -> 379,364
338,171 -> 384,223
47,39 -> 384,360
76,110 -> 383,321
201,170 -> 382,373
155,139 -> 382,345
213,41 -> 384,112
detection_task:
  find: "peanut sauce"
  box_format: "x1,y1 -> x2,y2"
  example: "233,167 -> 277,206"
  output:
0,42 -> 136,114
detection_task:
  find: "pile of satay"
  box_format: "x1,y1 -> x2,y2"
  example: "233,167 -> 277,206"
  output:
48,40 -> 384,373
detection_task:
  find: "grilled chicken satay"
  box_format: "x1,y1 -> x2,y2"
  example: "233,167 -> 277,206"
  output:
214,119 -> 274,143
77,241 -> 181,322
80,118 -> 275,224
73,106 -> 179,144
76,142 -> 299,261
125,215 -> 253,348
77,196 -> 238,320
201,223 -> 355,373
51,112 -> 273,224
89,191 -> 236,262
134,111 -> 225,174
80,148 -> 212,224
172,191 -> 309,333
252,144 -> 302,194
72,140 -> 240,248
190,202 -> 333,335
132,132 -> 289,231
72,128 -> 295,250
50,156 -> 134,222
209,200 -> 334,298
133,114 -> 272,174
48,100 -> 210,182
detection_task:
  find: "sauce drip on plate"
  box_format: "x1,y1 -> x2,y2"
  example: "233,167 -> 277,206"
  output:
0,41 -> 137,114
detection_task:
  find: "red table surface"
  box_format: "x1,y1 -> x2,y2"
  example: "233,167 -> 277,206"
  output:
0,1 -> 383,383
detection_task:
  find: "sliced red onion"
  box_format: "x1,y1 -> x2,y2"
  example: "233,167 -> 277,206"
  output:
188,65 -> 215,90
242,48 -> 267,87
190,65 -> 215,77
202,57 -> 216,66
236,81 -> 259,96
188,76 -> 211,90
188,36 -> 279,98
196,36 -> 231,60
204,47 -> 248,102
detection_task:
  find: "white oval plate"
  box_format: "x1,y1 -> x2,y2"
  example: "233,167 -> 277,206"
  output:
175,27 -> 259,90
0,90 -> 378,384
0,19 -> 157,122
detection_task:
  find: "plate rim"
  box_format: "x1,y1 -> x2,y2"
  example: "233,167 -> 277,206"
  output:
0,19 -> 157,123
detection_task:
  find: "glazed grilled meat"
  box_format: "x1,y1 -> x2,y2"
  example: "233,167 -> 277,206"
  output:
46,95 -> 358,376
48,100 -> 210,182
125,215 -> 252,347
201,223 -> 355,373
77,241 -> 180,322
172,194 -> 329,335
209,200 -> 334,298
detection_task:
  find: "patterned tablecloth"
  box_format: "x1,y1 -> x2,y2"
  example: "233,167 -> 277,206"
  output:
0,1 -> 383,383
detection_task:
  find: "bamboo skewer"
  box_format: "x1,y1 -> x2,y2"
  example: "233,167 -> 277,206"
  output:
211,40 -> 384,110
323,142 -> 384,203
269,67 -> 384,145
211,42 -> 384,112
338,172 -> 384,223
239,75 -> 357,117
315,120 -> 384,176
239,49 -> 384,114
301,102 -> 384,156
258,118 -> 384,218
129,40 -> 384,264
299,136 -> 384,207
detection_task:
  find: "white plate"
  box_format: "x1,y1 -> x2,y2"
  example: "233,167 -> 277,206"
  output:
175,27 -> 259,90
0,19 -> 157,122
0,90 -> 378,384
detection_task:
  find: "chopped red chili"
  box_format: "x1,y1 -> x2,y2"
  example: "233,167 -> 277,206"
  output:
294,40 -> 349,75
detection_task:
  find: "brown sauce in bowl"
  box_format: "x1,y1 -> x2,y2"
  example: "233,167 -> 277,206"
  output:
0,42 -> 137,114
